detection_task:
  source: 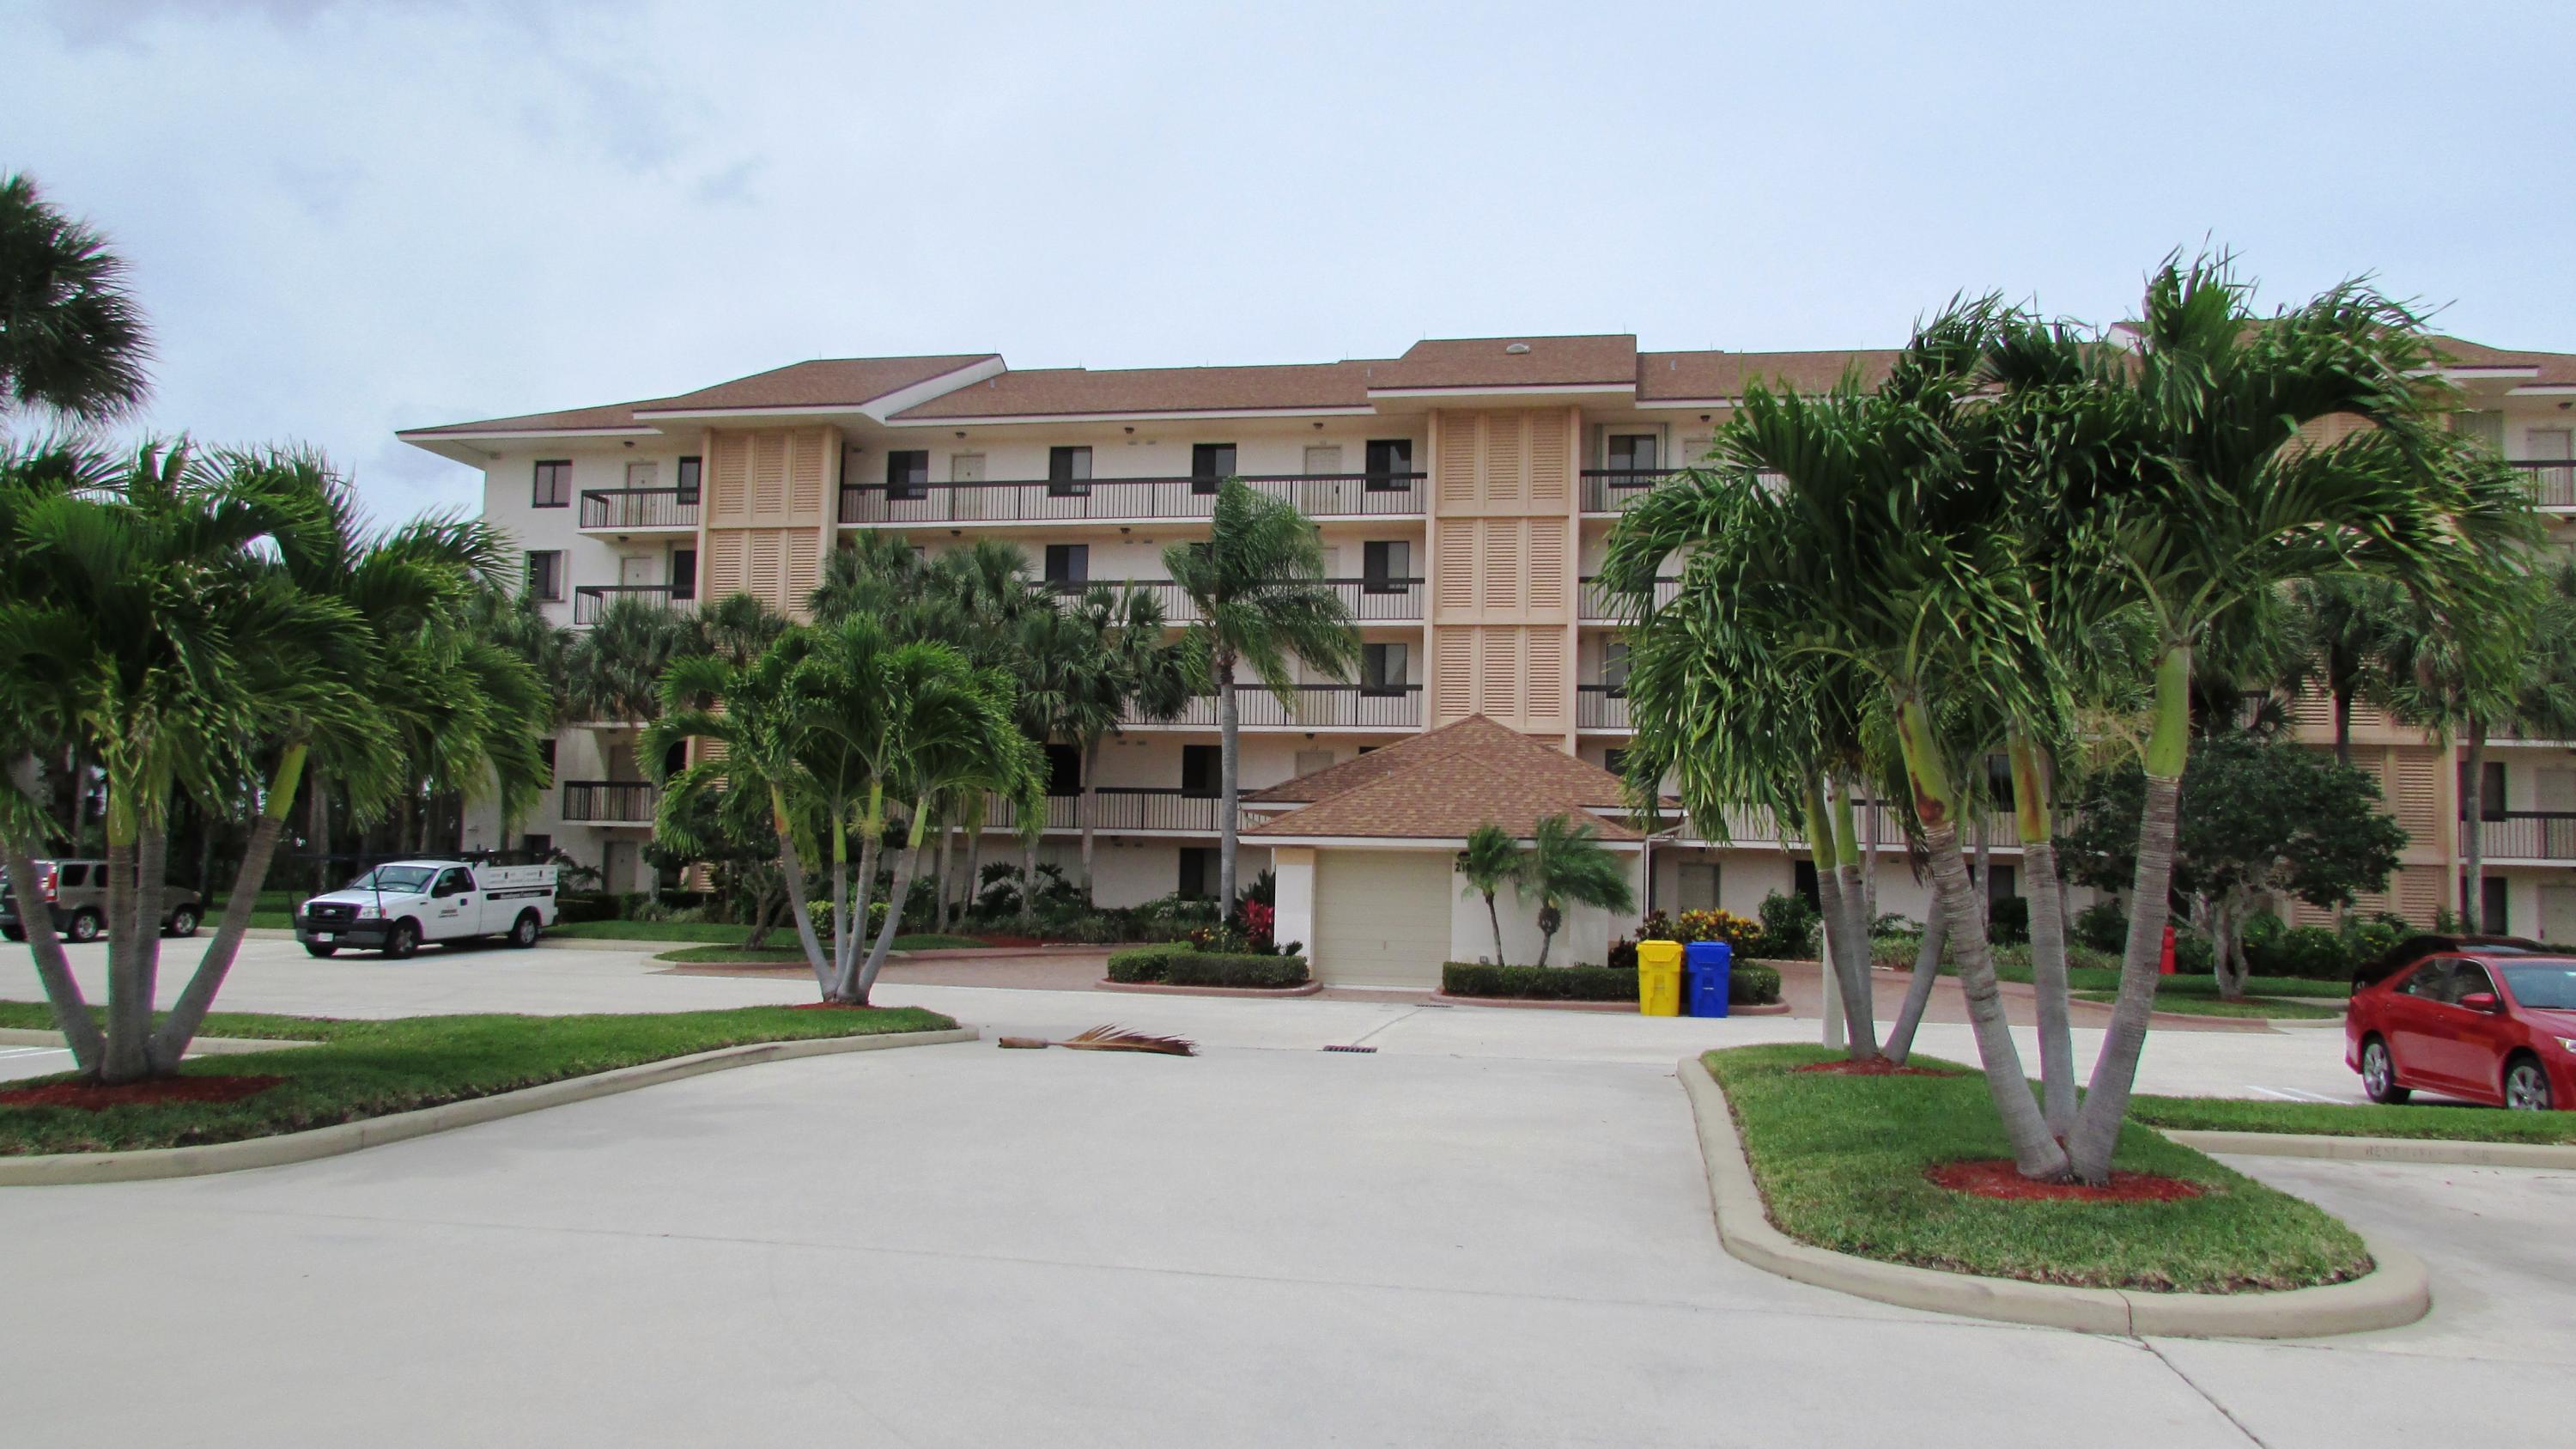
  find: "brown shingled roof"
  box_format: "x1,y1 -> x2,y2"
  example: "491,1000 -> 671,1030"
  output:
636,355 -> 999,413
1637,349 -> 1905,401
398,400 -> 651,437
1244,716 -> 1637,841
1369,334 -> 1638,392
2427,336 -> 2576,386
896,362 -> 1382,419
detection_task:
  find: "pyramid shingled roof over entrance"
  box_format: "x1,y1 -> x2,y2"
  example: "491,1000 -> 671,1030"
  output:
1242,716 -> 1638,843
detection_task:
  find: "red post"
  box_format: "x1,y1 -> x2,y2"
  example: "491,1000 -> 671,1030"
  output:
2158,924 -> 2177,976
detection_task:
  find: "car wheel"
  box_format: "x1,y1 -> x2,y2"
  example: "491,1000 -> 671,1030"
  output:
303,943 -> 338,959
2360,1037 -> 2411,1105
384,920 -> 420,960
2504,1056 -> 2554,1111
2,924 -> 23,942
509,911 -> 540,949
165,904 -> 200,938
67,909 -> 102,944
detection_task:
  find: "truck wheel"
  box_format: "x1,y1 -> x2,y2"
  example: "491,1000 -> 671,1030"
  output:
384,920 -> 420,959
68,909 -> 102,944
508,911 -> 541,949
304,943 -> 338,959
165,904 -> 200,938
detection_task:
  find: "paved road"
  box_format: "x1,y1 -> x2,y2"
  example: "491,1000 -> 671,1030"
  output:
3,937 -> 2564,1446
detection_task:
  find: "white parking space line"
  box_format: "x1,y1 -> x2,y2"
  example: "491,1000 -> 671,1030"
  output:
0,1046 -> 68,1060
2248,1085 -> 2347,1103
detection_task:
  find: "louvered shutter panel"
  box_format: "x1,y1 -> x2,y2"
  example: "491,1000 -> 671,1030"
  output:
1487,415 -> 1523,507
1526,520 -> 1566,611
1478,630 -> 1518,724
750,433 -> 788,519
1526,631 -> 1564,725
1528,411 -> 1568,506
1435,528 -> 1477,614
1433,633 -> 1476,724
1484,524 -> 1522,611
788,429 -> 827,515
1437,413 -> 1480,508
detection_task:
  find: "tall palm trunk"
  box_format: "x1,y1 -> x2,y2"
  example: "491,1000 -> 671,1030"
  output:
100,818 -> 148,1082
1483,890 -> 1506,966
1807,776 -> 1876,1059
2069,642 -> 2191,1184
2332,687 -> 2354,766
150,744 -> 307,1071
1896,692 -> 2068,1178
1828,776 -> 1880,1057
3,826 -> 105,1072
827,815 -> 854,1000
1079,736 -> 1103,902
68,743 -> 88,855
1020,840 -> 1039,918
1216,646 -> 1241,913
2009,732 -> 2076,1138
767,788 -> 830,995
932,817 -> 956,933
308,769 -> 331,892
1883,910 -> 1945,1062
2462,722 -> 2489,929
1862,788 -> 1880,924
851,802 -> 929,1005
961,817 -> 986,923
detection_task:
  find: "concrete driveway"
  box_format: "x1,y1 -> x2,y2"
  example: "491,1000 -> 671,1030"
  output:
2,938 -> 2566,1446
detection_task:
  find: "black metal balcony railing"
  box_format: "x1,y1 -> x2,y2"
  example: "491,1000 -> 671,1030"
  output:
839,472 -> 1427,526
981,787 -> 1230,835
573,584 -> 693,626
578,488 -> 700,530
1580,468 -> 1680,514
1578,575 -> 1681,620
2474,811 -> 2576,860
1577,684 -> 1631,730
1656,801 -> 2022,849
1134,684 -> 1422,730
2510,459 -> 2576,510
1048,577 -> 1425,624
561,780 -> 658,824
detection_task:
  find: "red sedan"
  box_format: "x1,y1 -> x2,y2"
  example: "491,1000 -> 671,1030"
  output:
2348,947 -> 2576,1111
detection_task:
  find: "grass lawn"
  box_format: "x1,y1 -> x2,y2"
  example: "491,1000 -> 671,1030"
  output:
1922,952 -> 2351,1017
1701,1044 -> 2371,1293
0,1000 -> 954,1155
2069,989 -> 2343,1020
2129,1093 -> 2576,1145
654,935 -> 986,965
547,919 -> 770,942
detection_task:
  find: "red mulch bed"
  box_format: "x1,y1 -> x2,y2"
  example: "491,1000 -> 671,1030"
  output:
1927,1159 -> 2206,1203
1792,1059 -> 1959,1077
0,1075 -> 285,1111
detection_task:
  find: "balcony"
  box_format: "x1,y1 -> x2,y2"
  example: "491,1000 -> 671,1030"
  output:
1051,576 -> 1425,624
2474,811 -> 2576,860
574,584 -> 694,626
578,488 -> 700,532
1578,575 -> 1680,621
1581,468 -> 1679,514
981,787 -> 1230,835
1658,801 -> 2022,849
1578,684 -> 1630,730
2509,459 -> 2576,510
838,472 -> 1427,526
561,780 -> 658,825
1129,684 -> 1422,730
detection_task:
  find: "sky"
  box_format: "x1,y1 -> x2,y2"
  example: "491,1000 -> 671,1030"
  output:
9,0 -> 2573,524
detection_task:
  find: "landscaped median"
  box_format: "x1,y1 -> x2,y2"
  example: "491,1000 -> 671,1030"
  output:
0,1001 -> 969,1182
1437,961 -> 1785,1012
1682,1044 -> 2429,1336
1103,944 -> 1317,995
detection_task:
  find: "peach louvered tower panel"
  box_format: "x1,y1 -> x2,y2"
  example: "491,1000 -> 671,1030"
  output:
1425,408 -> 1578,737
699,425 -> 837,620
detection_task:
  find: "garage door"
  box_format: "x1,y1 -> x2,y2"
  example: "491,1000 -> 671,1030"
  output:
1313,849 -> 1453,989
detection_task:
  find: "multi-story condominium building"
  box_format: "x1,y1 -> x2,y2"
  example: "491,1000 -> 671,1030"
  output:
400,332 -> 2576,943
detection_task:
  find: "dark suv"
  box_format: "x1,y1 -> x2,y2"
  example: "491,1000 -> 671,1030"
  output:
0,860 -> 203,943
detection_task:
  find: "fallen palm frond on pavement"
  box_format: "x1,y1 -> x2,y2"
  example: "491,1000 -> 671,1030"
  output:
997,1025 -> 1196,1056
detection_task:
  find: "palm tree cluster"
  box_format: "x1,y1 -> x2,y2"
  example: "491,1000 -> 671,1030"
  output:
1458,817 -> 1637,967
1602,254 -> 2536,1183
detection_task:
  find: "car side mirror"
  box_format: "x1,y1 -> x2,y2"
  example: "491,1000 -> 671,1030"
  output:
2459,991 -> 2500,1013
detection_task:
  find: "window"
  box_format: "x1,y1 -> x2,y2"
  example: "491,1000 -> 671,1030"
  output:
1603,748 -> 1629,776
662,740 -> 687,777
1986,864 -> 2018,905
532,460 -> 573,508
2451,959 -> 2498,1004
1987,752 -> 2015,810
1181,745 -> 1220,798
2397,961 -> 2454,999
1605,434 -> 1661,473
1294,748 -> 1335,776
1048,446 -> 1092,496
434,868 -> 472,898
1677,861 -> 1719,913
1179,847 -> 1216,900
1362,642 -> 1408,696
521,833 -> 552,860
1363,539 -> 1411,594
886,449 -> 930,502
1190,442 -> 1236,495
2480,876 -> 2509,935
1043,544 -> 1089,586
1364,439 -> 1413,491
1045,744 -> 1082,797
538,738 -> 557,773
525,551 -> 565,602
670,549 -> 698,601
1601,641 -> 1630,691
676,455 -> 702,506
2460,759 -> 2506,821
58,863 -> 89,888
1792,859 -> 1820,910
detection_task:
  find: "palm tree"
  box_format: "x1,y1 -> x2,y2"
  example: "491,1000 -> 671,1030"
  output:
0,174 -> 151,423
1163,479 -> 1360,910
567,598 -> 701,724
1516,814 -> 1634,968
1456,823 -> 1521,965
2281,575 -> 2409,764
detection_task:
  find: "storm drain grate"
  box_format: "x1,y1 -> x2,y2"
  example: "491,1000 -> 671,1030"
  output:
1321,1044 -> 1378,1053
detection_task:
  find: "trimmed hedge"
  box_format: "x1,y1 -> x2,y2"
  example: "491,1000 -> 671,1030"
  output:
1106,943 -> 1310,989
1441,962 -> 1783,1006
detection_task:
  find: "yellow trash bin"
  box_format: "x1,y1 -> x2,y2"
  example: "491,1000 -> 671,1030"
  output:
1636,940 -> 1684,1016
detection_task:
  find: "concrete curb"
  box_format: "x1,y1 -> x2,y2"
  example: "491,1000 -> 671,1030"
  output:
0,1028 -> 316,1056
1097,978 -> 1324,998
1676,1056 -> 2431,1338
2166,1128 -> 2576,1170
0,1026 -> 980,1187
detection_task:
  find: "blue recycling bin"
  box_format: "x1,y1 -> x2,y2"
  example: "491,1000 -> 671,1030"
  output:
1684,941 -> 1733,1018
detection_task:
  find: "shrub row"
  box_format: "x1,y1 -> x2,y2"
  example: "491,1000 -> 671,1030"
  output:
1440,962 -> 1783,1006
1105,943 -> 1310,989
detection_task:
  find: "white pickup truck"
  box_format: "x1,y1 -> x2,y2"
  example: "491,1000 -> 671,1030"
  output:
295,859 -> 559,959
